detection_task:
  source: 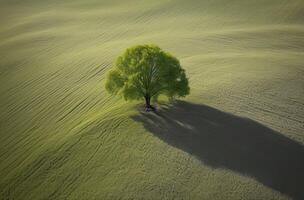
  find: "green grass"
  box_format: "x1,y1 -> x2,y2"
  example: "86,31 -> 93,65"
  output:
0,0 -> 304,199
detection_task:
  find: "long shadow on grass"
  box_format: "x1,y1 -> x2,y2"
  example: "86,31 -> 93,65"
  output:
132,101 -> 304,200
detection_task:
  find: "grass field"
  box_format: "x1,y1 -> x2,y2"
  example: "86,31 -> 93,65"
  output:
1,0 -> 304,199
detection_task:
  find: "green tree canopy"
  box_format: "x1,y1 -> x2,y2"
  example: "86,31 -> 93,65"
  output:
105,44 -> 190,111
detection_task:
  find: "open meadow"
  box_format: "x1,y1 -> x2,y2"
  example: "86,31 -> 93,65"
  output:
1,0 -> 304,199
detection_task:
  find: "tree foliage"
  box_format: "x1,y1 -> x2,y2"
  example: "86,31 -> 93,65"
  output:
105,44 -> 190,110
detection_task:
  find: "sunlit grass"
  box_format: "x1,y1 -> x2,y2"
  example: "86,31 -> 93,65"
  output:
0,0 -> 303,199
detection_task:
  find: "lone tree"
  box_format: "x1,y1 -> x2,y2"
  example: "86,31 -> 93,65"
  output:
105,44 -> 190,111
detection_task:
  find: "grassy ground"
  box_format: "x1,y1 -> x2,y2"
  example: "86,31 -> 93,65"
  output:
0,0 -> 304,199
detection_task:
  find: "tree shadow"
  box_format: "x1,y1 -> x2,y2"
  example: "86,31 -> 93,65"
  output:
132,101 -> 304,200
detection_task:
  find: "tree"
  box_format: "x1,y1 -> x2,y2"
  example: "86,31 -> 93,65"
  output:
105,44 -> 190,111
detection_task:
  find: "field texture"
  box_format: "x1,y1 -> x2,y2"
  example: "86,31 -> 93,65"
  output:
1,0 -> 304,199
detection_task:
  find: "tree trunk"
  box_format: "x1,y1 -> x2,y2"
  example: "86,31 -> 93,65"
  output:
144,95 -> 155,112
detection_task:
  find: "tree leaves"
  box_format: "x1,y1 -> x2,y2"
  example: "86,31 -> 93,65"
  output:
105,44 -> 190,103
